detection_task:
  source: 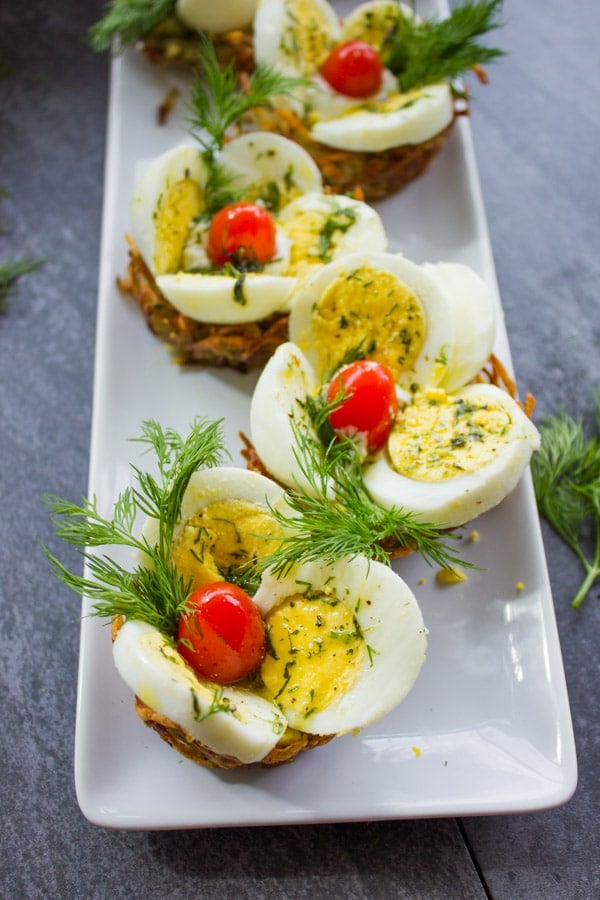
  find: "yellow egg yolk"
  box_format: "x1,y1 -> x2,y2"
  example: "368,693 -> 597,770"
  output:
153,177 -> 203,274
342,3 -> 401,47
388,389 -> 513,482
280,205 -> 359,277
280,0 -> 337,73
310,265 -> 426,380
171,499 -> 282,591
260,593 -> 366,722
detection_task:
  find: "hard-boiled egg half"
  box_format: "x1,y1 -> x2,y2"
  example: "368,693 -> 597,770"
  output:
253,0 -> 455,153
250,252 -> 538,530
287,252 -> 496,394
129,132 -> 388,325
363,383 -> 541,529
113,465 -> 427,766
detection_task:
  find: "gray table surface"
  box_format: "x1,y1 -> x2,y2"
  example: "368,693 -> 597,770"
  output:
1,1 -> 598,897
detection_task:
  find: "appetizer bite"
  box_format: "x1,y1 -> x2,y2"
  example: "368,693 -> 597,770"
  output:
245,0 -> 505,199
119,46 -> 387,367
249,251 -> 540,530
89,0 -> 259,71
45,418 -> 429,769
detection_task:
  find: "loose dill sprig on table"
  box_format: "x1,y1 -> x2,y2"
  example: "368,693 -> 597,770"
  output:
43,417 -> 226,636
386,0 -> 505,93
531,389 -> 600,608
0,258 -> 45,308
255,409 -> 467,577
88,0 -> 176,54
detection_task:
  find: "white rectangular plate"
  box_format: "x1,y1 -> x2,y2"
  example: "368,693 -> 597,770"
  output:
75,5 -> 577,829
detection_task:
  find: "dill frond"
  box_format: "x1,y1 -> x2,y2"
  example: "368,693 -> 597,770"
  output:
44,417 -> 226,635
0,257 -> 45,307
532,388 -> 600,607
88,0 -> 175,54
187,37 -> 308,154
386,0 -> 505,92
254,411 -> 466,577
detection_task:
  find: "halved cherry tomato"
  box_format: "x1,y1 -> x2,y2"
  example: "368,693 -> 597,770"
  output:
207,202 -> 277,268
321,40 -> 383,98
177,581 -> 266,684
327,359 -> 399,451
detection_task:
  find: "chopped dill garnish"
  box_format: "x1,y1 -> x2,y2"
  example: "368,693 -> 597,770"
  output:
531,388 -> 600,608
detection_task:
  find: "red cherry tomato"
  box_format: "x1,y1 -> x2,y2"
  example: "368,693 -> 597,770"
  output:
321,40 -> 383,98
327,359 -> 399,451
207,202 -> 277,268
177,582 -> 266,684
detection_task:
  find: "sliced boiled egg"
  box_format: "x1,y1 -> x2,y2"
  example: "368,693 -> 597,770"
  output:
113,619 -> 288,764
308,82 -> 454,154
253,555 -> 427,735
362,383 -> 541,529
253,0 -> 455,154
129,133 -> 387,325
253,0 -> 341,79
422,262 -> 498,392
250,341 -> 320,493
176,0 -> 259,34
288,251 -> 455,392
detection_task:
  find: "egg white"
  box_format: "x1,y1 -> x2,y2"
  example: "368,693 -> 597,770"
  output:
288,251 -> 455,391
421,262 -> 498,392
362,383 -> 541,529
250,341 -> 320,493
339,1 -> 416,46
309,82 -> 454,154
253,555 -> 427,735
176,0 -> 259,33
219,131 -> 323,206
113,619 -> 288,764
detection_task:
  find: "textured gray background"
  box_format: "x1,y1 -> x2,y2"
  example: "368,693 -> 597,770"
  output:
1,1 -> 598,897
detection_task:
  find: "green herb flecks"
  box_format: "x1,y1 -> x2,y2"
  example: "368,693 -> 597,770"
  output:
43,418 -> 226,636
531,389 -> 600,608
88,0 -> 176,53
385,0 -> 505,93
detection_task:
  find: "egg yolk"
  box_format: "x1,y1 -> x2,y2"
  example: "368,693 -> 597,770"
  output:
388,389 -> 513,481
153,177 -> 203,274
279,205 -> 359,278
280,0 -> 337,72
171,499 -> 282,592
309,265 -> 426,380
260,593 -> 366,722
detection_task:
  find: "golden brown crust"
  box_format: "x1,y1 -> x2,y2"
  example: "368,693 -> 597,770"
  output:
118,236 -> 289,370
241,104 -> 464,201
141,19 -> 255,73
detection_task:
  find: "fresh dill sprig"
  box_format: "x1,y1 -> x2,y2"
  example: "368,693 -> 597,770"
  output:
187,37 -> 307,156
385,0 -> 505,93
0,258 -> 45,308
531,389 -> 600,608
255,410 -> 466,577
88,0 -> 176,54
43,417 -> 226,635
